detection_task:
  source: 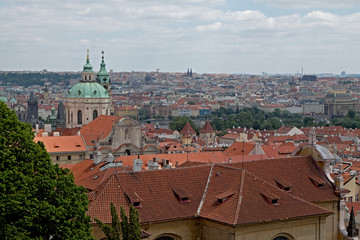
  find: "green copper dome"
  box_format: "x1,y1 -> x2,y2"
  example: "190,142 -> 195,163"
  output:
67,82 -> 109,98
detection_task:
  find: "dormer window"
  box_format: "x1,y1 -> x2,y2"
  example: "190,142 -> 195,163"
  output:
172,186 -> 190,203
309,175 -> 325,188
260,190 -> 279,205
124,190 -> 142,208
215,190 -> 235,204
274,178 -> 291,192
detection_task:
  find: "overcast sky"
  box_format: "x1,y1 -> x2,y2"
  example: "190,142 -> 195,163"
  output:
1,0 -> 360,74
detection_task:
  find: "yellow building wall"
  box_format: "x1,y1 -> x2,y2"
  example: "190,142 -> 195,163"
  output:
92,219 -> 199,240
344,177 -> 360,202
316,201 -> 339,240
50,152 -> 86,165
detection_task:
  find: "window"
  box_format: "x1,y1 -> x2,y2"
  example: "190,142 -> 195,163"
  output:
93,110 -> 98,120
77,110 -> 82,124
79,155 -> 83,160
273,237 -> 290,240
68,155 -> 71,160
348,196 -> 353,202
356,194 -> 359,202
155,237 -> 175,240
90,154 -> 94,159
56,156 -> 60,161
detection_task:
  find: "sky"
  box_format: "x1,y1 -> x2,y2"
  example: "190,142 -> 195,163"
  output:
0,0 -> 360,74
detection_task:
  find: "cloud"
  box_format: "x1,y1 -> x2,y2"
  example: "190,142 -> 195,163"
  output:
253,0 -> 360,9
0,0 -> 360,73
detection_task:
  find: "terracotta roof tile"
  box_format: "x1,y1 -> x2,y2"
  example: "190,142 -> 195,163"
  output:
180,121 -> 196,135
34,135 -> 87,153
199,122 -> 215,133
224,141 -> 255,156
79,115 -> 122,146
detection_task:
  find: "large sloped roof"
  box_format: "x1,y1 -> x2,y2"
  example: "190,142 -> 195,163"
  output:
85,156 -> 336,225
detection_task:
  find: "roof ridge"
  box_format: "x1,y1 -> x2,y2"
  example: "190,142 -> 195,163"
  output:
196,164 -> 215,216
233,169 -> 246,225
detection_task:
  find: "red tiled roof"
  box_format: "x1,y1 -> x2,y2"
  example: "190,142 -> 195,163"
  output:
34,135 -> 87,153
276,126 -> 294,134
180,121 -> 196,135
86,156 -> 334,225
277,142 -> 297,154
79,115 -> 122,146
261,145 -> 281,158
199,122 -> 215,133
224,141 -> 255,157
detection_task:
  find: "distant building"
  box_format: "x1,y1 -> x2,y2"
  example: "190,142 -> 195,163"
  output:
303,102 -> 324,115
300,75 -> 317,81
65,50 -> 111,128
323,92 -> 360,116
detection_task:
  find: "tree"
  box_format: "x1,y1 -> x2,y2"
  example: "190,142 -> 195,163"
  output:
95,203 -> 141,240
0,102 -> 93,239
94,203 -> 121,240
347,109 -> 356,119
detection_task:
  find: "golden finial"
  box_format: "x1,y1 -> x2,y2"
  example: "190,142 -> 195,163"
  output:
86,49 -> 89,61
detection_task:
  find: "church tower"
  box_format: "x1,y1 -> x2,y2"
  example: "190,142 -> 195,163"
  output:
96,51 -> 111,93
65,50 -> 111,128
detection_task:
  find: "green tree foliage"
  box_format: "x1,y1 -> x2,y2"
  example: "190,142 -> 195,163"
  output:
95,203 -> 141,240
128,206 -> 141,240
169,116 -> 199,133
0,102 -> 93,240
138,108 -> 149,120
94,203 -> 121,240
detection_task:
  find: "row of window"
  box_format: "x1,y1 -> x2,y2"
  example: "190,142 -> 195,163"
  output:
56,155 -> 83,161
345,194 -> 359,202
67,110 -> 98,124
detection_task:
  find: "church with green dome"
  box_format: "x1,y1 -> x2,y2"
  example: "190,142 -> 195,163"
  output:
65,50 -> 112,128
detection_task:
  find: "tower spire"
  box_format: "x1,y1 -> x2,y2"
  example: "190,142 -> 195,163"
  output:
86,48 -> 90,62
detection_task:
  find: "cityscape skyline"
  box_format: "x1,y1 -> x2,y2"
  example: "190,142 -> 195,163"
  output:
0,0 -> 360,74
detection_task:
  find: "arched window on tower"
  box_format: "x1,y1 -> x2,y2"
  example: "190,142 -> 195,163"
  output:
93,110 -> 98,120
68,110 -> 70,124
89,75 -> 91,80
71,112 -> 73,124
77,110 -> 82,125
85,75 -> 87,81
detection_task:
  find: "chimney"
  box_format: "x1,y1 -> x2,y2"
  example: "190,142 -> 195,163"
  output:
228,157 -> 232,163
44,124 -> 52,133
148,160 -> 159,170
133,158 -> 143,172
53,132 -> 60,137
107,153 -> 114,163
94,151 -> 103,165
42,132 -> 48,137
36,124 -> 39,134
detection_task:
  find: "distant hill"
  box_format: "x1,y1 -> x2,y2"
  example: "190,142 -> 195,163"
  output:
0,72 -> 80,87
